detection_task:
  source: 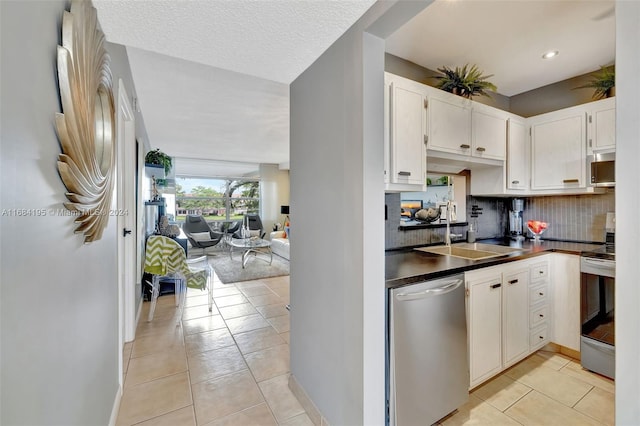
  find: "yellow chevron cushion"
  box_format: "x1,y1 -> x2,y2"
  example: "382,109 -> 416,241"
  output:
144,236 -> 208,289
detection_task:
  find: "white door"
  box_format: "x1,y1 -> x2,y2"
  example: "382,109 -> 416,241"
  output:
507,118 -> 528,190
471,104 -> 507,161
426,88 -> 472,155
390,81 -> 425,186
531,112 -> 586,189
116,80 -> 137,385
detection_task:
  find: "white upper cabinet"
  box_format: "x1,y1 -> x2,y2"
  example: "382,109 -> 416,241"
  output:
587,97 -> 615,153
506,116 -> 528,190
425,87 -> 473,156
472,102 -> 507,161
384,73 -> 427,192
530,105 -> 587,190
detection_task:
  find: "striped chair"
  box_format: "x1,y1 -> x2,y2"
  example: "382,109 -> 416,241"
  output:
144,235 -> 213,322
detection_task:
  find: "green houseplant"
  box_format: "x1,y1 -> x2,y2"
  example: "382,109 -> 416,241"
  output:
574,65 -> 615,100
145,148 -> 172,174
435,64 -> 497,99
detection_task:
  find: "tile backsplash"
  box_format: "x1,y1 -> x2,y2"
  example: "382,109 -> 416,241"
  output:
385,191 -> 615,250
522,191 -> 615,242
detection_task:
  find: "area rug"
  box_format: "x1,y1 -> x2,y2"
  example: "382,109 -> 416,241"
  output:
208,252 -> 289,284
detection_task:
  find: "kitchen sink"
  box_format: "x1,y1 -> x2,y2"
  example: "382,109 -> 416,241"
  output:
415,243 -> 526,260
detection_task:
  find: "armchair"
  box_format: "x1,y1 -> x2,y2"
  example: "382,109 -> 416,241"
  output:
182,215 -> 223,255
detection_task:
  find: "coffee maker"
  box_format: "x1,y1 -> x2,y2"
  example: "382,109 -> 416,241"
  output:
509,198 -> 525,240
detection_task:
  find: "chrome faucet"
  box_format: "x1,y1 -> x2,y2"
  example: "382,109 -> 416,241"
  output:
445,199 -> 462,246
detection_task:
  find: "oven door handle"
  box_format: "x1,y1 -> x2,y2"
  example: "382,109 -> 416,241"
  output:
582,337 -> 615,355
582,258 -> 615,268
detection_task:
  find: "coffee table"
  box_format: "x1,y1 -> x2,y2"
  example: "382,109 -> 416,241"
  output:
228,238 -> 273,268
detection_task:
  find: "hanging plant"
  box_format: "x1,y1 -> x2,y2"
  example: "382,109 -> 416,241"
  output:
435,64 -> 497,99
145,148 -> 172,174
574,65 -> 615,100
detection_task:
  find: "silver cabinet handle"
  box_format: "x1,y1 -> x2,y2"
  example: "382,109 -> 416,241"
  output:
398,171 -> 411,176
512,180 -> 520,184
396,279 -> 463,301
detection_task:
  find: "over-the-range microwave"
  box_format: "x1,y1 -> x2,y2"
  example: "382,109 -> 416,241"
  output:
587,152 -> 615,187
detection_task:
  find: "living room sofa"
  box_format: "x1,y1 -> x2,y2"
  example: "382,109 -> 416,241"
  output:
269,231 -> 290,260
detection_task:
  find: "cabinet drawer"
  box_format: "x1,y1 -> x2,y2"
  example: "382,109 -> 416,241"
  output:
530,262 -> 549,282
529,284 -> 548,306
530,305 -> 549,328
530,326 -> 548,349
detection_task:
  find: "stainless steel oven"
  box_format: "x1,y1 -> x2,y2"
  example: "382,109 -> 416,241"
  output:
580,247 -> 615,379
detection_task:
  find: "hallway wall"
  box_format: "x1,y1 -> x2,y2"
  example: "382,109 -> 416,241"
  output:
1,1 -> 121,423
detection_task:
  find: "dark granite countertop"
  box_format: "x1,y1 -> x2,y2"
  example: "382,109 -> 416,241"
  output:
385,238 -> 604,289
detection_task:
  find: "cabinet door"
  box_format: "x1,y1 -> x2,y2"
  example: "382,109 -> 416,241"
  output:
426,89 -> 472,155
467,272 -> 503,387
588,97 -> 615,153
503,269 -> 530,367
551,253 -> 581,351
389,81 -> 426,186
472,104 -> 507,160
507,118 -> 528,190
531,112 -> 586,189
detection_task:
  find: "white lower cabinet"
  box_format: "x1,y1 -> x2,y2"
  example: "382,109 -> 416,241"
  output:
466,256 -> 551,389
503,268 -> 530,367
467,267 -> 503,387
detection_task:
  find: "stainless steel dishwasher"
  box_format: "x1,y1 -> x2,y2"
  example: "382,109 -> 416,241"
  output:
389,274 -> 468,426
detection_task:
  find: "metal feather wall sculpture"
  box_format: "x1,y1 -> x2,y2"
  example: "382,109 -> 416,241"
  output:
55,0 -> 115,243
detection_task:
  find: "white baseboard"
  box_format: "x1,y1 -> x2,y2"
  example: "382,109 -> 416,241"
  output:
108,385 -> 123,426
288,374 -> 330,426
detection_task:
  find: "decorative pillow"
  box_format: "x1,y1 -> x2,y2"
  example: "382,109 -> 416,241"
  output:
284,226 -> 290,239
190,231 -> 211,242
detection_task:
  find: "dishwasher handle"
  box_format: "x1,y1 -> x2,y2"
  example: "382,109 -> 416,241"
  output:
395,279 -> 463,301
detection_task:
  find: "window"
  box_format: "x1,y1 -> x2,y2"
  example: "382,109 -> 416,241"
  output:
174,177 -> 260,223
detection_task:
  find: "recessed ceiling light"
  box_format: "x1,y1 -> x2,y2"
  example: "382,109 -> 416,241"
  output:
542,50 -> 559,60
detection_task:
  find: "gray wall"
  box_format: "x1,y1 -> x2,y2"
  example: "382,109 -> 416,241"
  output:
1,1 -> 121,424
385,53 -> 512,111
614,1 -> 640,423
386,52 -> 614,118
289,2 -> 430,424
510,71 -> 613,117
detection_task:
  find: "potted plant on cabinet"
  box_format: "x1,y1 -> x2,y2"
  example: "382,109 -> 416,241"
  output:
145,148 -> 172,174
574,65 -> 615,99
435,64 -> 497,99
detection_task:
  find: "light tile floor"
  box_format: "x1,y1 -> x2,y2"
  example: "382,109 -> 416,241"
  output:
442,350 -> 615,425
118,273 -> 615,426
116,273 -> 313,426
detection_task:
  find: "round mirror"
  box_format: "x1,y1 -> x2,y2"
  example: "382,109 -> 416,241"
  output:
94,86 -> 114,176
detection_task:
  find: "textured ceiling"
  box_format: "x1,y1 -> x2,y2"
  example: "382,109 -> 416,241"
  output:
94,0 -> 377,84
93,0 -> 376,171
386,0 -> 615,97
